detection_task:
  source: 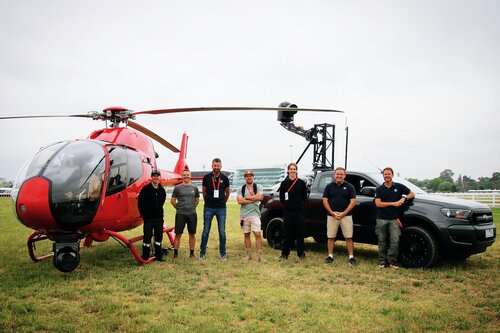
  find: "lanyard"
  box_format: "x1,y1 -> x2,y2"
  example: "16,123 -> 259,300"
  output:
287,177 -> 299,192
246,184 -> 255,196
212,175 -> 221,191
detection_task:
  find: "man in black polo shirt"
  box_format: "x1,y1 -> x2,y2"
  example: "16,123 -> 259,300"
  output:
375,167 -> 415,269
322,167 -> 357,265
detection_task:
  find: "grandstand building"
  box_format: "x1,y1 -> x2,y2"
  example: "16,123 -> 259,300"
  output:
231,167 -> 286,192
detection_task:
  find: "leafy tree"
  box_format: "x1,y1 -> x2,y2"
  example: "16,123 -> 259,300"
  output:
477,177 -> 493,190
439,169 -> 454,183
427,178 -> 442,192
455,174 -> 464,192
462,175 -> 477,192
438,181 -> 454,192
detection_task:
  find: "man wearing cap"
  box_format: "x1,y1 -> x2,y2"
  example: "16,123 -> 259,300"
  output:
237,170 -> 264,262
200,158 -> 231,261
138,168 -> 167,261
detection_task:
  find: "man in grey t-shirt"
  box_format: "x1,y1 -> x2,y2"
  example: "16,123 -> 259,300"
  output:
171,169 -> 200,259
237,169 -> 264,262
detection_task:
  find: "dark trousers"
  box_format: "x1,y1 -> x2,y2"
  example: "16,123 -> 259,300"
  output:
281,210 -> 305,257
143,217 -> 164,245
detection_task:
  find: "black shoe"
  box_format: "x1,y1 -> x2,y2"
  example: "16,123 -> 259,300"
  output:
154,245 -> 164,261
348,257 -> 357,266
325,256 -> 334,264
141,245 -> 151,261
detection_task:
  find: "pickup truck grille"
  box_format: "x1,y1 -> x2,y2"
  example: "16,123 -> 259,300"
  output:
471,211 -> 494,225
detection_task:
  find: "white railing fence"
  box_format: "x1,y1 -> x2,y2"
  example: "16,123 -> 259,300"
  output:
430,192 -> 499,208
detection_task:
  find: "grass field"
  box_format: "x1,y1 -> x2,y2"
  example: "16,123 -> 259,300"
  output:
0,197 -> 498,333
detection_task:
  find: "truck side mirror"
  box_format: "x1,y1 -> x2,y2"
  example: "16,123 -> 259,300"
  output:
360,186 -> 376,197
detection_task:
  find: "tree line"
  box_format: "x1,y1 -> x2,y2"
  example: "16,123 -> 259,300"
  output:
406,169 -> 500,193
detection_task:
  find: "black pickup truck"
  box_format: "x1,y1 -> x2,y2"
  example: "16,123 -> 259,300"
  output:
260,170 -> 496,267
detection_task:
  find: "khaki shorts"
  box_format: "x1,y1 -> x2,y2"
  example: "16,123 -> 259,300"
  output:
242,216 -> 262,233
327,215 -> 353,238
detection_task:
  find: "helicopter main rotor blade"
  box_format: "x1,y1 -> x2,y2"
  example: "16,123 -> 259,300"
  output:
132,106 -> 344,116
0,114 -> 93,120
127,120 -> 180,153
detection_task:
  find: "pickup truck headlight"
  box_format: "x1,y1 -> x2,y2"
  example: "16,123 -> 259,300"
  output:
440,208 -> 471,219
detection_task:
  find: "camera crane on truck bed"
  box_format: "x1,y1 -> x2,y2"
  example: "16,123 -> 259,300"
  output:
277,102 -> 347,174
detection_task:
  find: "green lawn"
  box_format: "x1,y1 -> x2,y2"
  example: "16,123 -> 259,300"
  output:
0,198 -> 498,333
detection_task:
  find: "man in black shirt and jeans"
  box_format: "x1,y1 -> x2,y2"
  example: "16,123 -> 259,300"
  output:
138,169 -> 167,261
279,163 -> 308,261
375,167 -> 415,269
200,158 -> 230,261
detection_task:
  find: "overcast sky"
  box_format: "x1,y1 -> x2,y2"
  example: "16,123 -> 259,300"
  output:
1,0 -> 498,182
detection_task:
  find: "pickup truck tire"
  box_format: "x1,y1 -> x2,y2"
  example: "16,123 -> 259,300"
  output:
266,217 -> 284,249
399,226 -> 439,268
312,236 -> 327,244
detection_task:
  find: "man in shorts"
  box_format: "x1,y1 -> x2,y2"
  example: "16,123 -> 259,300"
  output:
236,170 -> 264,262
322,167 -> 357,265
171,169 -> 200,259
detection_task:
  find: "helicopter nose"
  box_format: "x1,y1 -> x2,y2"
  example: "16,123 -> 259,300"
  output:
15,177 -> 58,230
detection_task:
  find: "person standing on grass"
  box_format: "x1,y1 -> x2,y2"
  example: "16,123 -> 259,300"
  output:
199,158 -> 231,261
375,167 -> 415,269
237,169 -> 265,262
171,168 -> 200,259
138,169 -> 167,261
279,162 -> 308,261
322,167 -> 357,265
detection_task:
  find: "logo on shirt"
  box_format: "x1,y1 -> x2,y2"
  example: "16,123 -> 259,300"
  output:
394,189 -> 398,193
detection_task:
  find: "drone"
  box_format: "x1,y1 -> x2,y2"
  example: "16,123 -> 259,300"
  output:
0,104 -> 342,272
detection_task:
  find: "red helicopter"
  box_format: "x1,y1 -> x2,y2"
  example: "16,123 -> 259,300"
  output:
1,105 -> 342,272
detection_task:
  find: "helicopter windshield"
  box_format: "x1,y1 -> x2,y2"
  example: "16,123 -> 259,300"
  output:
40,140 -> 106,226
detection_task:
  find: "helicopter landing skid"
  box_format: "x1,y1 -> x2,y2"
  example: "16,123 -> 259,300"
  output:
27,226 -> 175,265
101,225 -> 175,264
27,230 -> 53,262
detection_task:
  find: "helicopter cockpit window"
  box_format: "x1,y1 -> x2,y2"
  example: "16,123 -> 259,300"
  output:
126,149 -> 142,186
106,146 -> 127,196
14,141 -> 68,189
38,140 -> 106,227
43,141 -> 106,201
105,146 -> 143,195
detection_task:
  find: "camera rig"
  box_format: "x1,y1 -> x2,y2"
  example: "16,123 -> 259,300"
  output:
277,102 -> 348,173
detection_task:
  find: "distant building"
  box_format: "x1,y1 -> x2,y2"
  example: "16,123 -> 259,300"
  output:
231,167 -> 286,192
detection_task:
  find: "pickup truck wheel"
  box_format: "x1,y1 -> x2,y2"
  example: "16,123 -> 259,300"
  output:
312,236 -> 327,244
399,226 -> 439,268
266,218 -> 284,249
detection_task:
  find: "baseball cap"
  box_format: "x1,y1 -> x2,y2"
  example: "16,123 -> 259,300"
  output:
244,170 -> 254,176
151,169 -> 161,176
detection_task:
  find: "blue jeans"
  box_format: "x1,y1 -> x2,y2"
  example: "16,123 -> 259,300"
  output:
200,206 -> 227,256
376,218 -> 401,265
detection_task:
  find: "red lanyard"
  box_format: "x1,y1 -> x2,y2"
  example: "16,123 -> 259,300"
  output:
287,177 -> 299,192
246,184 -> 255,196
212,175 -> 221,190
